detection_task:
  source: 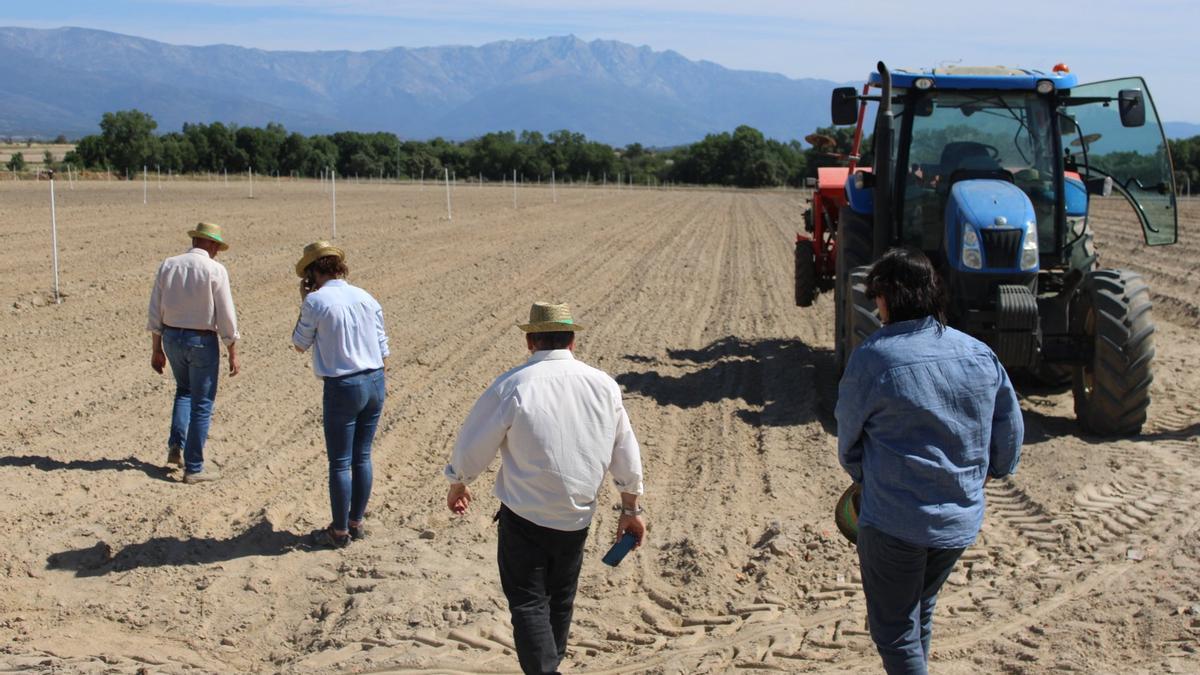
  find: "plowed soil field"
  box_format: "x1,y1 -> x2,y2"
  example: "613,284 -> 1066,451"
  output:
1,179 -> 1197,673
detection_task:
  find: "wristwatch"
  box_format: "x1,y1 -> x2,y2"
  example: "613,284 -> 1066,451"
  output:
620,505 -> 644,517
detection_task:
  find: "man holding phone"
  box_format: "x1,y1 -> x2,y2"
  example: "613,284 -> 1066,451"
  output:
445,302 -> 645,675
147,222 -> 240,483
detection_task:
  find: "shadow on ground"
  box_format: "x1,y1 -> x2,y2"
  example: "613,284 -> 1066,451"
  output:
47,520 -> 307,577
616,336 -> 838,433
0,454 -> 172,481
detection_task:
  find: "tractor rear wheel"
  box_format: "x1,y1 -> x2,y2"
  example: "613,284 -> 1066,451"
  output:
845,267 -> 882,361
1072,269 -> 1155,435
835,207 -> 873,371
795,241 -> 817,307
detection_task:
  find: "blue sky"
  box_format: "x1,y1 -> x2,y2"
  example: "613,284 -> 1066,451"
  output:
3,0 -> 1196,121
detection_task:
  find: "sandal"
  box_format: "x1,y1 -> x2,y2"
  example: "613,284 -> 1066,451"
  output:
312,525 -> 350,549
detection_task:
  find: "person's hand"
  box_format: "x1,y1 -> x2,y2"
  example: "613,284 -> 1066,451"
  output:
151,349 -> 166,374
228,351 -> 241,377
299,278 -> 310,300
616,514 -> 645,549
447,483 -> 472,515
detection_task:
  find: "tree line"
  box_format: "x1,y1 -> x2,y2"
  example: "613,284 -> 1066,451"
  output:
59,110 -> 818,188
48,109 -> 1200,192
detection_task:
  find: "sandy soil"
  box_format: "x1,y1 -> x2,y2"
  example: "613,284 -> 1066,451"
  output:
0,178 -> 1196,674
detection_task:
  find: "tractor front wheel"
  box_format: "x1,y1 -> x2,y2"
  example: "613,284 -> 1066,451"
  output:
1072,269 -> 1155,435
795,240 -> 817,307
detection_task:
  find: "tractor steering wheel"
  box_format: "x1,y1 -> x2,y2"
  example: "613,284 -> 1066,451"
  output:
980,144 -> 1001,161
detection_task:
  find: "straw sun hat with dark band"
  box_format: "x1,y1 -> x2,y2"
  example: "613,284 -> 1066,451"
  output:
518,302 -> 585,333
295,241 -> 345,277
187,222 -> 230,251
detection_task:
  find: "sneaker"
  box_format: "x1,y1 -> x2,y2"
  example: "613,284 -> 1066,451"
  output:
183,469 -> 220,484
348,522 -> 366,541
312,526 -> 350,549
167,447 -> 183,467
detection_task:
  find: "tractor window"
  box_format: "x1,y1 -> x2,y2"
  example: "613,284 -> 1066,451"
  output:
1065,77 -> 1177,245
898,91 -> 1057,252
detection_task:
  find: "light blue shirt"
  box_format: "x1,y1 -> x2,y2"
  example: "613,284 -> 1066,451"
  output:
292,279 -> 389,378
835,317 -> 1023,549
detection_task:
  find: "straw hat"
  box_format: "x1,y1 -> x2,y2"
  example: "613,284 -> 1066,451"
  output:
518,302 -> 585,332
834,483 -> 862,544
295,240 -> 345,277
187,222 -> 229,251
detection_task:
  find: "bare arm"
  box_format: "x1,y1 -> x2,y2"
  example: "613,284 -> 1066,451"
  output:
151,333 -> 166,374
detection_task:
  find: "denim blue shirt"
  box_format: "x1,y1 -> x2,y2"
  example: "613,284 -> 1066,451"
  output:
836,317 -> 1023,549
292,280 -> 389,378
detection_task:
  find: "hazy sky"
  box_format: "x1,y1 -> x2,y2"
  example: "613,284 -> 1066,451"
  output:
3,0 -> 1195,121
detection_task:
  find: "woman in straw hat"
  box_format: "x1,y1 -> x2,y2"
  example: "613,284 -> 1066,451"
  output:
291,241 -> 389,548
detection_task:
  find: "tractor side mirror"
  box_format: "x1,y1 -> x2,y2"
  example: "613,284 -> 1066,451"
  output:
1060,115 -> 1077,135
1118,89 -> 1145,127
1086,176 -> 1113,197
831,87 -> 859,125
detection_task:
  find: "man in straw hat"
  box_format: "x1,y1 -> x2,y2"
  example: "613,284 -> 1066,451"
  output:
445,302 -> 645,675
147,222 -> 240,483
292,241 -> 389,549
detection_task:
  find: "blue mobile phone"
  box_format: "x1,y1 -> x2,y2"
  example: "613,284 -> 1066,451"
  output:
602,532 -> 638,567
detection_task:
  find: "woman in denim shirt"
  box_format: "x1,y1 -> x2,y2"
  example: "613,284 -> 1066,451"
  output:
836,248 -> 1023,675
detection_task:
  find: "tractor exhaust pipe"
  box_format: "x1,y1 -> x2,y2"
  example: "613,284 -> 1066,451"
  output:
873,61 -> 894,260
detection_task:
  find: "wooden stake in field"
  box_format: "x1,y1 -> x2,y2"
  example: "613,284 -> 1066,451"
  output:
143,166 -> 148,205
224,168 -> 228,187
444,167 -> 452,221
512,169 -> 517,208
249,167 -> 254,199
330,167 -> 337,239
49,173 -> 61,304
551,169 -> 557,204
157,165 -> 162,190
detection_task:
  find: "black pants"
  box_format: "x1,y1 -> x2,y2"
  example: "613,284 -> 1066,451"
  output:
497,504 -> 589,675
857,525 -> 965,675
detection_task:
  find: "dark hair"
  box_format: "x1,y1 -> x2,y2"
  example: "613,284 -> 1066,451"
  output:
865,247 -> 947,325
528,331 -> 575,351
306,255 -> 349,279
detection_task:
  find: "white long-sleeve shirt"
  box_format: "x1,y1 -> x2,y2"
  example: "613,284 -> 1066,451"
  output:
446,349 -> 644,531
147,248 -> 239,346
291,279 -> 389,378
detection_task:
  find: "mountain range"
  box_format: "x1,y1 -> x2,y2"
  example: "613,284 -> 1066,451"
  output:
1,27 -> 1196,146
0,27 -> 841,146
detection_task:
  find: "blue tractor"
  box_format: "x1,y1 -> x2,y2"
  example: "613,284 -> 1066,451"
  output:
798,62 -> 1178,435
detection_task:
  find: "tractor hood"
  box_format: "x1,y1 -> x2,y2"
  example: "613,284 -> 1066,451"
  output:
945,180 -> 1039,273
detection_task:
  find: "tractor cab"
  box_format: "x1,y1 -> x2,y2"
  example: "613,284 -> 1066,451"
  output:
797,62 -> 1179,435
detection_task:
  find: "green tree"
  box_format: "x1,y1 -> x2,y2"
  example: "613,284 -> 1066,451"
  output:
99,109 -> 161,175
5,152 -> 26,171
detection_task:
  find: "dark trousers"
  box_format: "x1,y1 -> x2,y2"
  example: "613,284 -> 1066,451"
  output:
497,504 -> 589,675
857,525 -> 965,675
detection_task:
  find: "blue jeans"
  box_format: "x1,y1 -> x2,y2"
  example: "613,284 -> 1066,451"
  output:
857,525 -> 965,675
162,327 -> 221,474
322,368 -> 385,531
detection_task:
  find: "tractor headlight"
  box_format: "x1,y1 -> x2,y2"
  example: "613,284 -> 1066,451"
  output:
963,227 -> 979,248
1036,79 -> 1054,94
914,77 -> 934,90
1021,219 -> 1039,270
962,223 -> 982,269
